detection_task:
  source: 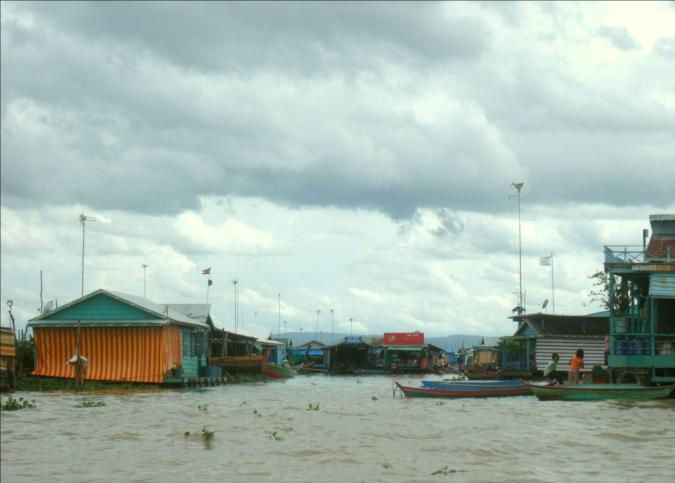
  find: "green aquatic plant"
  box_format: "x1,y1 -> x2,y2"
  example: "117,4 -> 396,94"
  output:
371,396 -> 378,401
197,404 -> 208,412
253,409 -> 262,418
431,466 -> 465,476
269,431 -> 284,441
75,400 -> 106,408
201,427 -> 215,449
307,402 -> 320,411
1,396 -> 37,411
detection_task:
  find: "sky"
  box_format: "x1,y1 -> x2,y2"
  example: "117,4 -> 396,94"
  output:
1,1 -> 674,339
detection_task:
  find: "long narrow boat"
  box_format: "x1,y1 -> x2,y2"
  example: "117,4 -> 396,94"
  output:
395,381 -> 531,398
263,364 -> 295,379
209,355 -> 266,373
526,382 -> 675,401
421,379 -> 525,389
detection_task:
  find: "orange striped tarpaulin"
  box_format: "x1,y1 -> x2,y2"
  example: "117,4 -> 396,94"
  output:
32,325 -> 182,383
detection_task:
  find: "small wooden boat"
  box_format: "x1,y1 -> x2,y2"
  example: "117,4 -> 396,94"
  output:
463,369 -> 498,380
395,381 -> 531,398
526,382 -> 675,401
209,355 -> 266,373
263,364 -> 295,379
421,379 -> 526,389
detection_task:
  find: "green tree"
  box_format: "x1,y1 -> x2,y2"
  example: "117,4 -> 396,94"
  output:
587,270 -> 610,309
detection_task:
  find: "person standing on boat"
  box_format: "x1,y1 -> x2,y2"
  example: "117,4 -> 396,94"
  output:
568,349 -> 584,384
544,353 -> 563,385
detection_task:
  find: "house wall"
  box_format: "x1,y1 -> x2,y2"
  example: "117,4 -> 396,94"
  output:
181,328 -> 208,378
32,325 -> 182,383
42,294 -> 154,321
535,337 -> 605,372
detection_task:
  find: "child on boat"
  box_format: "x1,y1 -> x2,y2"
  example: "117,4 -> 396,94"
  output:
568,349 -> 584,384
544,353 -> 563,385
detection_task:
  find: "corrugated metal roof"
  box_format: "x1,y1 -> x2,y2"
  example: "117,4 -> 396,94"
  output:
29,289 -> 209,329
514,313 -> 608,337
164,303 -> 211,324
649,273 -> 675,298
109,291 -> 207,327
258,339 -> 283,346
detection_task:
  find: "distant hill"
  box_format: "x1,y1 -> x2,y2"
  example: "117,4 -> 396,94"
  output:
271,331 -> 501,352
425,335 -> 501,353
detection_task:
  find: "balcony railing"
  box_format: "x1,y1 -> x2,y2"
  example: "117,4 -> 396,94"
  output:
604,245 -> 645,264
605,245 -> 674,264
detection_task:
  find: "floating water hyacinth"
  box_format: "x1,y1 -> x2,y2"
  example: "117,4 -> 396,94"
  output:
307,402 -> 320,411
201,427 -> 215,449
75,400 -> 106,408
1,396 -> 37,411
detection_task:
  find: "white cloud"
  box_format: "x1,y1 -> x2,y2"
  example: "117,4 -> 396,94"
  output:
2,2 -> 674,339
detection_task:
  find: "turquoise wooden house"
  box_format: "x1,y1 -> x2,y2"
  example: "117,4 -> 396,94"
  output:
604,214 -> 675,384
28,290 -> 211,384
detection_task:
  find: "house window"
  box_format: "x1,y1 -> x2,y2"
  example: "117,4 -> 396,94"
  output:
182,328 -> 192,357
194,331 -> 204,356
182,328 -> 208,357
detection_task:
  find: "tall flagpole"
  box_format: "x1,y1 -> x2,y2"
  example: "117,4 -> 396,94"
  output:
278,293 -> 281,339
142,264 -> 148,298
551,252 -> 555,313
511,183 -> 524,315
233,280 -> 238,333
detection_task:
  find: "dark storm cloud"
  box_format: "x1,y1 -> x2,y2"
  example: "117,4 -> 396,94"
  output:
1,2 -> 673,221
20,2 -> 490,74
1,1 -> 499,218
597,26 -> 640,51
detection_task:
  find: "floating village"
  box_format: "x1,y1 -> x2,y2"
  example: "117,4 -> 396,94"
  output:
1,213 -> 674,402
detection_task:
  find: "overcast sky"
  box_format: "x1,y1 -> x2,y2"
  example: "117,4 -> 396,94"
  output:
1,1 -> 674,339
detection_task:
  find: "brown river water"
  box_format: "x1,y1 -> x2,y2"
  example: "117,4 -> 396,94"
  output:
2,375 -> 674,483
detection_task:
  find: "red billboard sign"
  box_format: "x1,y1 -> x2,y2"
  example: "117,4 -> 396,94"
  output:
383,332 -> 424,346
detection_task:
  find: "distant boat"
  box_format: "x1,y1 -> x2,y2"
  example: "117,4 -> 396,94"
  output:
263,363 -> 295,379
395,381 -> 531,398
526,382 -> 675,401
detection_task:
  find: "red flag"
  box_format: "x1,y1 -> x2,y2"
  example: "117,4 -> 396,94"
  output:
202,267 -> 211,275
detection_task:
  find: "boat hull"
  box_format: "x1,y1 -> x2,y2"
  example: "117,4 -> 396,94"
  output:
421,379 -> 526,390
263,364 -> 295,379
209,355 -> 266,373
395,382 -> 531,398
526,382 -> 675,401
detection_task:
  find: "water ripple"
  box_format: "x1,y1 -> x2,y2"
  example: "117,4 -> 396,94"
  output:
3,376 -> 675,482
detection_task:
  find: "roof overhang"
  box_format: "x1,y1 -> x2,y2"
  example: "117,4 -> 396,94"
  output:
29,320 -> 165,328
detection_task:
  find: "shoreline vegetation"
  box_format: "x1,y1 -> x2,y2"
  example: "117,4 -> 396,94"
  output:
5,372 -> 270,393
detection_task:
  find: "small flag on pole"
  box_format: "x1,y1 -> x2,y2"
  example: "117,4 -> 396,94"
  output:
539,256 -> 551,266
202,267 -> 211,275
